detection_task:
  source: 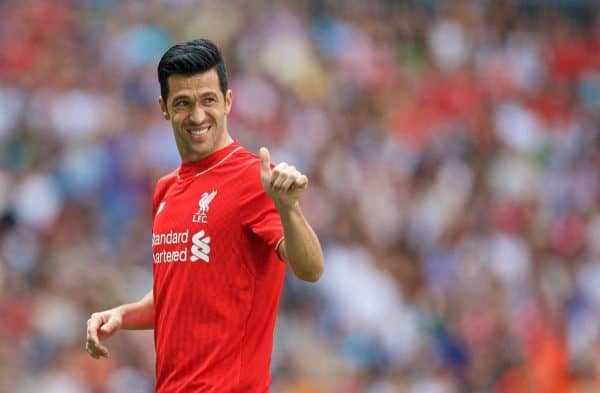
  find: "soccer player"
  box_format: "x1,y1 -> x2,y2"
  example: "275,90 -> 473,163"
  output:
85,38 -> 324,392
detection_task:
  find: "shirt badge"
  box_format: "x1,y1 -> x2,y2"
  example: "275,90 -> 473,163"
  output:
193,190 -> 217,223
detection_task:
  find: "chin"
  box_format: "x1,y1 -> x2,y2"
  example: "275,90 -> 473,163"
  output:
192,144 -> 214,158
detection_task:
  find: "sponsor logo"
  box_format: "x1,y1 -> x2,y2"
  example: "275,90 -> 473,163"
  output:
191,230 -> 211,263
193,190 -> 217,223
152,229 -> 211,264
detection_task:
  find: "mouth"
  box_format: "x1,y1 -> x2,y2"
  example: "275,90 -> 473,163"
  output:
186,124 -> 211,140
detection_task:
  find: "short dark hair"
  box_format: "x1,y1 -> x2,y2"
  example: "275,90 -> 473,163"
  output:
157,38 -> 228,101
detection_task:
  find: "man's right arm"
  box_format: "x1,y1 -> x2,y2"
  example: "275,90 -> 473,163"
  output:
86,289 -> 154,359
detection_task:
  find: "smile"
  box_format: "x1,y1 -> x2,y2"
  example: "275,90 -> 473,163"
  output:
186,125 -> 211,138
189,128 -> 209,136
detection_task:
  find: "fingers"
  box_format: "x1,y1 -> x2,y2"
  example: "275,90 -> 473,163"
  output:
278,172 -> 295,191
86,314 -> 109,359
99,317 -> 119,338
86,314 -> 101,350
258,148 -> 308,202
270,164 -> 308,191
269,166 -> 284,189
294,175 -> 308,188
87,340 -> 109,359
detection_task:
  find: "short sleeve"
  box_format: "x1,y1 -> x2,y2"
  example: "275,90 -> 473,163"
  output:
238,161 -> 284,251
152,171 -> 177,223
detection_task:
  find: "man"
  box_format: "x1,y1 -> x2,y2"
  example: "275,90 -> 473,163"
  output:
85,38 -> 324,392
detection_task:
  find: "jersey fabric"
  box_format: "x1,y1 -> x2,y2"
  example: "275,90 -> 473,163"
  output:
151,141 -> 285,393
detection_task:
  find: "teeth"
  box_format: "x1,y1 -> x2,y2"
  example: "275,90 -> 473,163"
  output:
189,128 -> 209,136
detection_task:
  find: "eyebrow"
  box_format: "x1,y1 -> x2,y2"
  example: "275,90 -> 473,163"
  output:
171,91 -> 218,102
171,94 -> 191,103
200,92 -> 218,99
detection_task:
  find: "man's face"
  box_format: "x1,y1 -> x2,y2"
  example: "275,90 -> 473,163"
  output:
159,69 -> 233,163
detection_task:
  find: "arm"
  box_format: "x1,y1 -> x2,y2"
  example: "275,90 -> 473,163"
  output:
277,204 -> 323,282
260,147 -> 324,282
86,289 -> 154,359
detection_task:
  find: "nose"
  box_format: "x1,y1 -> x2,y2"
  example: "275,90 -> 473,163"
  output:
189,102 -> 207,124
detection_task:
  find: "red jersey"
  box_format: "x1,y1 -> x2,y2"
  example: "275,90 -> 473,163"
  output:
151,141 -> 285,393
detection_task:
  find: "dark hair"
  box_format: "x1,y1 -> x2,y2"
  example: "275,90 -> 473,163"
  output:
157,38 -> 228,100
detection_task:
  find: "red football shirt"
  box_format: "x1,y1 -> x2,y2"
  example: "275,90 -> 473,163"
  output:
151,141 -> 285,393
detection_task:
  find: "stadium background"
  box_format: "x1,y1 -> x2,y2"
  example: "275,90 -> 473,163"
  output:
1,0 -> 600,391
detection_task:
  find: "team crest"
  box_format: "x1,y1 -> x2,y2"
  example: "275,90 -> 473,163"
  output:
193,190 -> 217,223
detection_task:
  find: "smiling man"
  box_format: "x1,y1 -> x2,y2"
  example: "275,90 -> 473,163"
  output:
85,39 -> 324,393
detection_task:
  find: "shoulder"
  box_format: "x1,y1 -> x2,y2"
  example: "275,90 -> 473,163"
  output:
156,169 -> 178,189
231,145 -> 261,169
225,144 -> 263,181
233,149 -> 263,185
220,145 -> 266,204
153,169 -> 178,199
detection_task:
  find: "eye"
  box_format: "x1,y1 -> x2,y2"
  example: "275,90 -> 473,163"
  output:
204,97 -> 217,105
174,100 -> 190,108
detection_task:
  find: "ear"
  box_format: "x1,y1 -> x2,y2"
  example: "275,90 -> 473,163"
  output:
158,96 -> 170,120
224,89 -> 233,116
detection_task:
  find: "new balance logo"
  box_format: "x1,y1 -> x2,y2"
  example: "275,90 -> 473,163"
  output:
190,230 -> 211,263
156,201 -> 166,216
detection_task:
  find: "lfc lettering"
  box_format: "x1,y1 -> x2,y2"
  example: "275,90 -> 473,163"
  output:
192,213 -> 208,223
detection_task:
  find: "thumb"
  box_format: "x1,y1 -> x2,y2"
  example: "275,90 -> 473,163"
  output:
259,147 -> 271,173
99,318 -> 119,336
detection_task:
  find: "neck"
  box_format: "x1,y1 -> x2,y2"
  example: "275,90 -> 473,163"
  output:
211,130 -> 234,154
180,132 -> 234,163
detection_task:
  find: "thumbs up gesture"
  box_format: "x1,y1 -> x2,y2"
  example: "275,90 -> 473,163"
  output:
260,147 -> 308,208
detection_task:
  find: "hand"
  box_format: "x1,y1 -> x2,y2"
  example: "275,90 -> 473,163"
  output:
85,308 -> 123,359
260,147 -> 308,209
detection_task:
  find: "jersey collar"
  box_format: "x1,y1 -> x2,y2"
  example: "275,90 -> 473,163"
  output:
177,141 -> 241,180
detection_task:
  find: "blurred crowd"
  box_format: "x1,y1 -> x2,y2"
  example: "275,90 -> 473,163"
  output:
2,0 -> 600,392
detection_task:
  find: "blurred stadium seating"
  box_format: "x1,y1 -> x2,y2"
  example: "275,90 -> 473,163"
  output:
2,0 -> 600,392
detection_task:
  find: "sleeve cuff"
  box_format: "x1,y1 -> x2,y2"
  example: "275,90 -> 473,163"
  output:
274,236 -> 285,261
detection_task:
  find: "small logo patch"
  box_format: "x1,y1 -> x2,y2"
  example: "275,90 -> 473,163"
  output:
156,201 -> 166,216
192,190 -> 217,223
